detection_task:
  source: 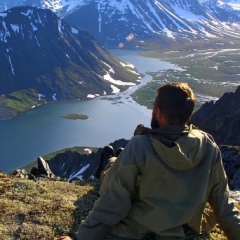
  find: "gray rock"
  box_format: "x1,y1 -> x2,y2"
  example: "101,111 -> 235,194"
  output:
191,86 -> 240,145
12,169 -> 28,179
31,157 -> 55,178
220,145 -> 240,190
229,191 -> 240,203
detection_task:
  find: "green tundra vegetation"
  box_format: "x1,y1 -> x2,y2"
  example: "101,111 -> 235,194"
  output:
2,89 -> 42,116
0,172 -> 238,240
131,48 -> 240,111
61,113 -> 89,120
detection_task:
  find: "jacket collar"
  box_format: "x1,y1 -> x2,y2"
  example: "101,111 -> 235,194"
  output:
134,124 -> 193,137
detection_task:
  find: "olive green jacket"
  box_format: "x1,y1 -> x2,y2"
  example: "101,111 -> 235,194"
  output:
75,125 -> 240,240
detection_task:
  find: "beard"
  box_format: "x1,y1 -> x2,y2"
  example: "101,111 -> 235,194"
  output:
151,113 -> 160,129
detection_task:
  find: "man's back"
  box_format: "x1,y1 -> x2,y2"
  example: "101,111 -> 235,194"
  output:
99,125 -> 234,238
57,83 -> 240,240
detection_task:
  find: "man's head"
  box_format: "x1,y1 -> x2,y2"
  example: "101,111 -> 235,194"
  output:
151,82 -> 196,128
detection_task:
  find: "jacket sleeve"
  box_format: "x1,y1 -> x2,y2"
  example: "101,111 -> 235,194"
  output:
75,137 -> 143,240
208,146 -> 240,240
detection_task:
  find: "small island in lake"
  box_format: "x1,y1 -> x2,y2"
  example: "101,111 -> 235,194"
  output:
61,113 -> 89,120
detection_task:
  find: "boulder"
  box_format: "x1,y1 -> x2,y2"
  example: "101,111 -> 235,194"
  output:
30,157 -> 55,178
220,145 -> 240,190
12,169 -> 28,179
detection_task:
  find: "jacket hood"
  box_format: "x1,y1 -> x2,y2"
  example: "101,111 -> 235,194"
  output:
136,124 -> 208,170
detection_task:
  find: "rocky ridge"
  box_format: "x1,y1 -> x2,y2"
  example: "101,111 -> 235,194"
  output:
14,141 -> 240,195
191,85 -> 240,146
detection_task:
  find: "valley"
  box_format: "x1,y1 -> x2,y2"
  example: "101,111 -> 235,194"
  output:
1,0 -> 240,119
130,41 -> 240,111
1,45 -> 239,173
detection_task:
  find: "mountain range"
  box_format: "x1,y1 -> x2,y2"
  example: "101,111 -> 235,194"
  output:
1,0 -> 240,45
0,6 -> 139,119
1,0 -> 240,118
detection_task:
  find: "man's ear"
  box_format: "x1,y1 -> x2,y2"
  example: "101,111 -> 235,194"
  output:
156,107 -> 163,121
156,107 -> 168,126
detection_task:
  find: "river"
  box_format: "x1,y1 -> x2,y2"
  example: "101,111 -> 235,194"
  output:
0,49 -> 181,172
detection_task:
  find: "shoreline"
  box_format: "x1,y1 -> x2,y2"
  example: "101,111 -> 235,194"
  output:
2,46 -> 235,121
0,48 -> 239,174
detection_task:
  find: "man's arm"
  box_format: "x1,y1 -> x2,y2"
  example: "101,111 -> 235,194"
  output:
75,137 -> 144,240
208,147 -> 240,240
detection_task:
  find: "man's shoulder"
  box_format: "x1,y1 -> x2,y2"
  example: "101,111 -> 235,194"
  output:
190,127 -> 218,149
130,134 -> 152,145
125,134 -> 154,155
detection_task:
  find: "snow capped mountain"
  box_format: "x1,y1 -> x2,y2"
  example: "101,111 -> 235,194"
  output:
0,6 -> 139,118
0,1 -> 240,45
1,0 -> 240,13
62,0 -> 240,45
0,0 -> 87,13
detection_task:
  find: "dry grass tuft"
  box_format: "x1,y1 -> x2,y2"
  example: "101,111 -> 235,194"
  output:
0,173 -> 99,240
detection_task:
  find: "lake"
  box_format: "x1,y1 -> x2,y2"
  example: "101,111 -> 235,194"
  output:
0,49 -> 180,172
1,48 -> 238,173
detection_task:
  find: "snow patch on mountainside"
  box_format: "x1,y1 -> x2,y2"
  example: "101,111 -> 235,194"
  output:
42,0 -> 86,12
68,163 -> 90,181
103,72 -> 136,86
172,5 -> 205,20
218,0 -> 240,10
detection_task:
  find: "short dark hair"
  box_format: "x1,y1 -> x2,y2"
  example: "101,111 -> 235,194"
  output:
155,82 -> 195,125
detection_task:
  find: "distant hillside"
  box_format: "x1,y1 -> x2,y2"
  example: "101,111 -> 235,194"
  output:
0,6 -> 140,119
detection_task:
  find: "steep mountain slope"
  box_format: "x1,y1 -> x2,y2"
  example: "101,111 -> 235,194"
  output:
0,6 -> 139,118
63,0 -> 240,45
1,1 -> 240,45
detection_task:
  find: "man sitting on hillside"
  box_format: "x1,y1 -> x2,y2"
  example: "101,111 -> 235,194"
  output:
57,82 -> 240,240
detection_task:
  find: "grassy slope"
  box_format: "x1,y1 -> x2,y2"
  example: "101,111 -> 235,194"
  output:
1,172 -> 239,240
2,89 -> 43,116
